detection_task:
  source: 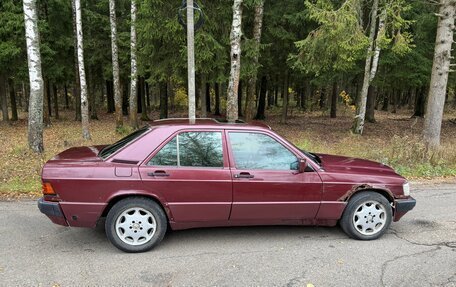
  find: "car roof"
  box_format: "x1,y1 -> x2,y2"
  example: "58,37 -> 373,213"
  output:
149,118 -> 272,131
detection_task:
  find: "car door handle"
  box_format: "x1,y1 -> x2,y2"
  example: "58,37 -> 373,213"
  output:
147,171 -> 170,177
234,172 -> 254,179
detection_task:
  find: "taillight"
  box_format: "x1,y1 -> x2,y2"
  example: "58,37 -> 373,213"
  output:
42,182 -> 56,195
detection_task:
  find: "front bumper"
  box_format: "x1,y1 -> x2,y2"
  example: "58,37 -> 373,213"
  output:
37,198 -> 68,226
393,197 -> 416,221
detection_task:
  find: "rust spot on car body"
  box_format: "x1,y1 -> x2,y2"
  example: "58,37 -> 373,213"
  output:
338,184 -> 394,202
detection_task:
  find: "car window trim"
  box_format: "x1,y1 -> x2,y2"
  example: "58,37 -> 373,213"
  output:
226,130 -> 302,171
142,128 -> 227,169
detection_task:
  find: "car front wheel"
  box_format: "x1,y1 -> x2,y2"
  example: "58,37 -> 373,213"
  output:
105,197 -> 167,252
340,191 -> 392,240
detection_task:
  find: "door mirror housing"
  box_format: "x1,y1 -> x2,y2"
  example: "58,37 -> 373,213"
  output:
298,158 -> 307,173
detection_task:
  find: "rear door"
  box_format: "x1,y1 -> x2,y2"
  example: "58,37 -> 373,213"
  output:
139,129 -> 232,222
226,130 -> 322,221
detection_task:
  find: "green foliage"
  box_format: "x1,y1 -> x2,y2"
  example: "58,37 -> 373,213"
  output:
292,0 -> 368,76
0,0 -> 26,78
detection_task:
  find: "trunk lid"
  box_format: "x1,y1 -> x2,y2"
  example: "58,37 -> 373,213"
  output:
49,145 -> 106,163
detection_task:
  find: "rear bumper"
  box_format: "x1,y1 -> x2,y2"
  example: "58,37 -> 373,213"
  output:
393,197 -> 416,222
37,198 -> 68,226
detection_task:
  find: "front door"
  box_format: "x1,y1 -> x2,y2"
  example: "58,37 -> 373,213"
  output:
226,131 -> 322,221
139,130 -> 232,222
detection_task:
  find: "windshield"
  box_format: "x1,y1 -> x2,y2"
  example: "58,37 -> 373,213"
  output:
98,126 -> 150,159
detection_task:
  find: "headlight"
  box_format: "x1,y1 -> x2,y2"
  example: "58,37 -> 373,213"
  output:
402,182 -> 410,196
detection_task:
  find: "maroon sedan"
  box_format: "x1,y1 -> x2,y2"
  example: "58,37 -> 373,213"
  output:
38,118 -> 415,252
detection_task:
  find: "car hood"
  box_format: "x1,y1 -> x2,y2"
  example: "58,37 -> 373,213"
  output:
316,153 -> 399,176
49,145 -> 107,162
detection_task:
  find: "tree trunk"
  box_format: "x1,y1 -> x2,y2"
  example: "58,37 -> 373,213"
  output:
381,92 -> 389,111
109,0 -> 123,128
214,82 -> 221,116
0,75 -> 8,122
140,77 -> 149,121
52,84 -> 59,120
64,84 -> 69,109
200,75 -> 207,117
23,0 -> 44,152
413,87 -> 426,117
43,79 -> 50,126
8,79 -> 18,121
145,82 -> 150,111
391,90 -> 397,114
226,0 -> 243,123
46,79 -> 52,117
71,0 -> 81,122
238,79 -> 243,117
22,81 -> 29,112
75,0 -> 91,140
187,0 -> 196,121
366,86 -> 376,122
159,81 -> 168,119
274,83 -> 278,106
169,79 -> 175,112
106,80 -> 115,113
89,81 -> 98,120
352,0 -> 379,134
330,82 -> 337,118
244,0 -> 264,122
319,87 -> 326,109
303,82 -> 311,111
129,0 -> 138,129
255,76 -> 267,120
281,72 -> 289,123
423,0 -> 456,152
206,82 -> 211,113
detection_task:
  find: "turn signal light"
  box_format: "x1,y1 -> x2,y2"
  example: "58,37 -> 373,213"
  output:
42,182 -> 56,195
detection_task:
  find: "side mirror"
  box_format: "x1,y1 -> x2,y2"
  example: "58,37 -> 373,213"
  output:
298,158 -> 307,173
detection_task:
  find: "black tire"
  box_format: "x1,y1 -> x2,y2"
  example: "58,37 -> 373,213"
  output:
105,197 -> 167,253
340,191 -> 392,240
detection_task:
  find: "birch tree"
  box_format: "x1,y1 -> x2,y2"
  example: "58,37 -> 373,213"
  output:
244,0 -> 265,122
71,0 -> 81,122
423,0 -> 456,152
74,0 -> 91,140
226,0 -> 243,123
109,0 -> 123,129
129,0 -> 138,129
23,0 -> 44,152
352,0 -> 379,135
187,0 -> 196,121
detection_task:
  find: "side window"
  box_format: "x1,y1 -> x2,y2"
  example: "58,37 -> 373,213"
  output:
148,137 -> 177,166
229,132 -> 298,170
147,132 -> 223,168
179,132 -> 223,167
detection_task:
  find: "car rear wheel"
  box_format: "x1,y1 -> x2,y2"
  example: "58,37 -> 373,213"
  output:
340,191 -> 392,240
105,197 -> 167,252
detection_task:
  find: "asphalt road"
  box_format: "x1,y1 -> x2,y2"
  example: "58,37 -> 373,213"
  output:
0,183 -> 455,287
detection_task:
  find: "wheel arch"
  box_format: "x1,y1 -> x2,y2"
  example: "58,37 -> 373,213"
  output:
101,192 -> 170,220
341,185 -> 395,204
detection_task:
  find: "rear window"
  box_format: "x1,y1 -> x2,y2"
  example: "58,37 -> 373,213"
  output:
98,126 -> 149,159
